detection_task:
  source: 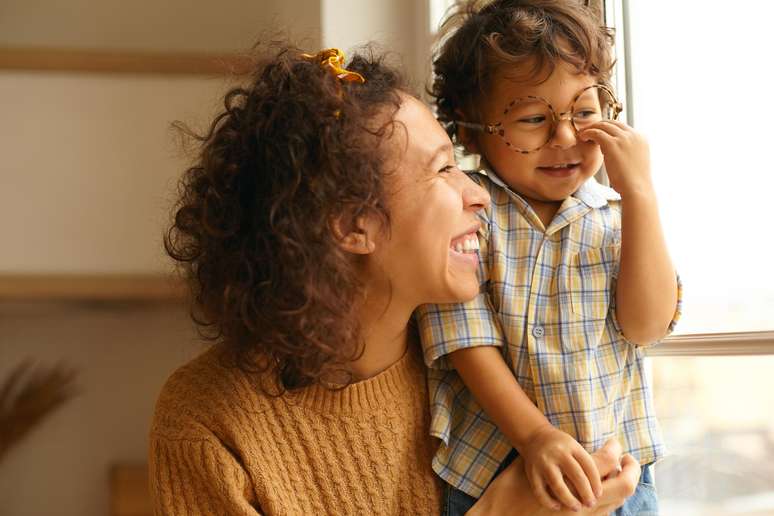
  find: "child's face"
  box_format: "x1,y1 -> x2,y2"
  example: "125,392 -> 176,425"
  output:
472,63 -> 604,204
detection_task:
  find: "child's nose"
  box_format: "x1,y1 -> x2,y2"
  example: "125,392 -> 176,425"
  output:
549,118 -> 578,149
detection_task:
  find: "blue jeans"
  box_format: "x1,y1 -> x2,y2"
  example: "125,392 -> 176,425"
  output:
442,451 -> 658,516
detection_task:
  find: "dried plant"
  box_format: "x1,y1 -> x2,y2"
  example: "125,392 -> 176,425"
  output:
0,360 -> 78,463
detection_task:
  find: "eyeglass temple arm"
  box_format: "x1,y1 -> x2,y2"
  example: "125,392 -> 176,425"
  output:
455,120 -> 496,134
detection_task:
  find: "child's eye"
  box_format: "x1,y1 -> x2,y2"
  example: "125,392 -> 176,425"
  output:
574,109 -> 598,119
516,115 -> 547,125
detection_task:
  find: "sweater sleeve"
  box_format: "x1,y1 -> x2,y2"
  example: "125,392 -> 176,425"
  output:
149,434 -> 262,516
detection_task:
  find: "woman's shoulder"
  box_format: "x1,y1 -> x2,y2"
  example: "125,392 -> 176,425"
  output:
150,344 -> 273,440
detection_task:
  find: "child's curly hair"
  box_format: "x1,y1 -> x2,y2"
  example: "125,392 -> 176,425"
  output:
165,44 -> 407,392
432,0 -> 615,137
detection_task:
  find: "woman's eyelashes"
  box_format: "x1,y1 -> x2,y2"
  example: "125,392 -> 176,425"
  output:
438,164 -> 458,174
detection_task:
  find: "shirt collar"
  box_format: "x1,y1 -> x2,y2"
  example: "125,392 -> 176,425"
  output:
572,176 -> 621,208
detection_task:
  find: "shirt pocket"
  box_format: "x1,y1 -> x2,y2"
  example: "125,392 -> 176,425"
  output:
567,245 -> 620,321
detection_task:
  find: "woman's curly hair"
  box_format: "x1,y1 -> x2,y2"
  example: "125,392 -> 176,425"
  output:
165,44 -> 407,392
432,0 -> 615,138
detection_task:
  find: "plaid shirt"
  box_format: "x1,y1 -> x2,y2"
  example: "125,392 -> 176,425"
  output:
415,167 -> 682,498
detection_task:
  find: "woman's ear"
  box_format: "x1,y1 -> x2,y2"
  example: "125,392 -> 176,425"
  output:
330,214 -> 377,255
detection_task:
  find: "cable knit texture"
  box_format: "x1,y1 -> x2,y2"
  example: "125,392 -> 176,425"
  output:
149,342 -> 442,515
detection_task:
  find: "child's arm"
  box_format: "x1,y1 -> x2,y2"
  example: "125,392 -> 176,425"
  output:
581,121 -> 679,345
616,189 -> 678,344
450,346 -> 602,512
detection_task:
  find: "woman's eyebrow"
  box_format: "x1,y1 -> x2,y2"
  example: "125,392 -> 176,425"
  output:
425,142 -> 453,168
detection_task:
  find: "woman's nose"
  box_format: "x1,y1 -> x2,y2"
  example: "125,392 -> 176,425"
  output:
461,175 -> 490,212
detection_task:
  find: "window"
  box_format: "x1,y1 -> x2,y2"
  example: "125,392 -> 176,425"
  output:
615,0 -> 774,513
625,1 -> 774,335
651,355 -> 774,515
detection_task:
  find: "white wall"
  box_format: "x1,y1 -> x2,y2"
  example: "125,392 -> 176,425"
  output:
0,0 -> 321,53
1,0 -> 430,275
0,0 -> 324,275
322,0 -> 431,92
0,72 -> 228,274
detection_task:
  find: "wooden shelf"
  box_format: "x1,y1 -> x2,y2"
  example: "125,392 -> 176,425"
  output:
0,274 -> 187,302
0,47 -> 254,75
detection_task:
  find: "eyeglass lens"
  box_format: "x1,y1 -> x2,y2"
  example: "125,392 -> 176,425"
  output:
500,86 -> 617,152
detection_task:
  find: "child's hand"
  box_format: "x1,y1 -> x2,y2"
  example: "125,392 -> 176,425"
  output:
580,120 -> 654,199
519,425 -> 602,512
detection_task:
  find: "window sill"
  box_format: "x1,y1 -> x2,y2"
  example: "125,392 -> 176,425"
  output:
646,331 -> 774,356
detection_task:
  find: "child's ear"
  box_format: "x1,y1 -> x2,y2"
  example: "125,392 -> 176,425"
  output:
330,214 -> 377,255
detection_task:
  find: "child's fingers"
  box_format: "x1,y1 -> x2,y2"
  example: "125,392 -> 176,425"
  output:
579,127 -> 615,148
575,449 -> 603,499
602,119 -> 635,132
531,475 -> 563,511
545,467 -> 582,511
583,120 -> 627,138
562,459 -> 596,508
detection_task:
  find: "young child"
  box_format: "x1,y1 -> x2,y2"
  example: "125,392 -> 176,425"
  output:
415,1 -> 682,515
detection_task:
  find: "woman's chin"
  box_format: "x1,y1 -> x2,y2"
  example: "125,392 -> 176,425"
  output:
441,277 -> 480,304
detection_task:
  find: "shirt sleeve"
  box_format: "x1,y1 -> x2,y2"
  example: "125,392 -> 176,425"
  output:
414,207 -> 506,370
149,434 -> 263,516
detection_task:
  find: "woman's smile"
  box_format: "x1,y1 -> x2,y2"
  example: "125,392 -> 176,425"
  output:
448,230 -> 481,269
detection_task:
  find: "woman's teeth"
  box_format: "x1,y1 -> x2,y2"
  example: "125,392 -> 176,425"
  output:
452,236 -> 480,254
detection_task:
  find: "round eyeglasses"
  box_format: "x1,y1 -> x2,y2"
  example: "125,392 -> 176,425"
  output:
456,84 -> 623,154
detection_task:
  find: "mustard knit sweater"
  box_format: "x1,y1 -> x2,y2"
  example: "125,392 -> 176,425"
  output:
149,343 -> 442,515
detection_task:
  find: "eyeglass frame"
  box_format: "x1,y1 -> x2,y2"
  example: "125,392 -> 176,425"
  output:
455,84 -> 623,154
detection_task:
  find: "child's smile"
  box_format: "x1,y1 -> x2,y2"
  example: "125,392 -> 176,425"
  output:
536,161 -> 582,178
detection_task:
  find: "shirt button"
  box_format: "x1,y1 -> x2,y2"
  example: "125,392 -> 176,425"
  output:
532,326 -> 545,338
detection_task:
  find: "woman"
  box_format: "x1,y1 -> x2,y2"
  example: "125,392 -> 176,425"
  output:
150,45 -> 639,515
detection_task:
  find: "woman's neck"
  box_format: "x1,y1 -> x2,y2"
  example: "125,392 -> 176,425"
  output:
348,292 -> 413,381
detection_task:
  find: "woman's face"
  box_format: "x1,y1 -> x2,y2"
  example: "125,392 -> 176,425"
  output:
369,94 -> 490,308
